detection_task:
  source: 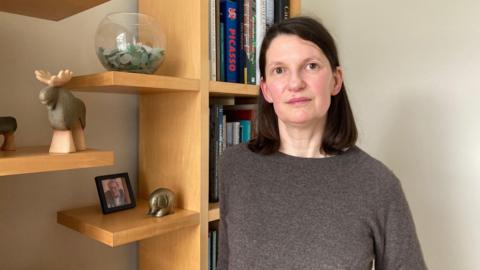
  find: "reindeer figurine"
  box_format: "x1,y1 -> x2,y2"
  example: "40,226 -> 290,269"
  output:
35,69 -> 86,153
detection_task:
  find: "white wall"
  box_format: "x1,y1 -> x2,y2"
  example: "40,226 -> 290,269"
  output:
0,1 -> 139,269
303,0 -> 480,269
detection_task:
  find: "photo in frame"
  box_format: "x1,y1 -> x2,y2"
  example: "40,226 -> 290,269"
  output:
95,172 -> 136,214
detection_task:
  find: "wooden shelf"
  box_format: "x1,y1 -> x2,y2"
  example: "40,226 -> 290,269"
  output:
0,0 -> 110,21
57,199 -> 200,247
209,81 -> 259,97
208,203 -> 219,222
0,146 -> 113,176
64,72 -> 200,94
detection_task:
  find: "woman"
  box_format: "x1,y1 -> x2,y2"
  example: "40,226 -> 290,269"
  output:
218,16 -> 426,269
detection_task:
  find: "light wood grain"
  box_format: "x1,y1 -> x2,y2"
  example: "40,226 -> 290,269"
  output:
140,225 -> 200,270
64,72 -> 200,94
199,1 -> 212,268
208,203 -> 219,222
139,92 -> 202,270
57,199 -> 199,247
0,146 -> 113,176
0,0 -> 109,21
140,0 -> 201,79
209,81 -> 259,97
290,0 -> 302,17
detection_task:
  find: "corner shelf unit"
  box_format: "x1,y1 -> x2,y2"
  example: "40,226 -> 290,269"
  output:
0,146 -> 113,176
1,0 -> 300,269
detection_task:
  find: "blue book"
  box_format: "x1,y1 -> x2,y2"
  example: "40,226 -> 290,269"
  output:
239,120 -> 251,143
221,0 -> 239,82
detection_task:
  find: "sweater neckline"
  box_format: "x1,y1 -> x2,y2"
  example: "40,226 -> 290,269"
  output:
271,146 -> 358,163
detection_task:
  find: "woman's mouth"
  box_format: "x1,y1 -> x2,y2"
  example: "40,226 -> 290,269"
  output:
287,97 -> 311,104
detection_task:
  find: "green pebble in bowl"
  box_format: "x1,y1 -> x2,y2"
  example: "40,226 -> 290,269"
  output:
97,43 -> 166,74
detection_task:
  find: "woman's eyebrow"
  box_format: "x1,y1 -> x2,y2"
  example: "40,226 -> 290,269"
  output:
267,61 -> 285,67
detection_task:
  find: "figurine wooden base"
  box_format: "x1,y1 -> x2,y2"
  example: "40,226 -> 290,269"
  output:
49,120 -> 86,154
49,130 -> 76,153
1,131 -> 16,151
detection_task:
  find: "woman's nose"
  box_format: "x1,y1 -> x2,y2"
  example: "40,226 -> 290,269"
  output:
287,71 -> 306,92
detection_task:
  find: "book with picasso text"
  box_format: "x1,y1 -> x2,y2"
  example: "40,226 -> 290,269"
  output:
221,0 -> 240,83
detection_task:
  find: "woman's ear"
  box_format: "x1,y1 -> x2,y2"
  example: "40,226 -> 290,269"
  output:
331,67 -> 344,96
260,78 -> 273,103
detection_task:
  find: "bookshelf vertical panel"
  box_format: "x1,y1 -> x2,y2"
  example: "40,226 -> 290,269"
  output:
199,0 -> 211,269
139,92 -> 201,210
290,0 -> 302,17
139,226 -> 200,270
139,92 -> 202,270
139,0 -> 202,79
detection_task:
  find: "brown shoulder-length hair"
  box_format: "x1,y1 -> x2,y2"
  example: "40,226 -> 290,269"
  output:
248,16 -> 357,155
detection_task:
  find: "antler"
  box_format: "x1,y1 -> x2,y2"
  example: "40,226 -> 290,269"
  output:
35,69 -> 73,86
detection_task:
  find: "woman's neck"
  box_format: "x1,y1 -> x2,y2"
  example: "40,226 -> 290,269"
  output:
278,120 -> 327,158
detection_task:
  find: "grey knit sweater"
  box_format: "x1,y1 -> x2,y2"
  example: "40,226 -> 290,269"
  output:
218,144 -> 426,270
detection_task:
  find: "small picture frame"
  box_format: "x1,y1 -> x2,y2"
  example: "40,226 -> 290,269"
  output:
95,172 -> 136,214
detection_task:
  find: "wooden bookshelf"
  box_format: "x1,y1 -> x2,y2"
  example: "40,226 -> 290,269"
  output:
0,0 -> 110,21
0,146 -> 113,176
209,81 -> 259,97
57,199 -> 200,247
208,203 -> 219,222
64,71 -> 200,94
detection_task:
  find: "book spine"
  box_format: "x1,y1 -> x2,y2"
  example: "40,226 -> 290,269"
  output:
243,0 -> 250,84
233,122 -> 240,144
283,0 -> 290,20
239,120 -> 251,142
237,0 -> 245,84
208,231 -> 212,270
223,0 -> 239,83
222,115 -> 227,151
266,0 -> 274,29
226,122 -> 233,147
219,1 -> 226,81
274,0 -> 289,23
248,0 -> 256,84
255,0 -> 266,84
212,230 -> 217,270
209,107 -> 215,202
216,0 -> 221,81
209,0 -> 217,80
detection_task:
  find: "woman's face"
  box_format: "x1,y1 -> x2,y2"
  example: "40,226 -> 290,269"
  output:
260,34 -> 343,128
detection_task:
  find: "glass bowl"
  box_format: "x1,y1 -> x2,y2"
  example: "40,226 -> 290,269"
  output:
95,12 -> 167,74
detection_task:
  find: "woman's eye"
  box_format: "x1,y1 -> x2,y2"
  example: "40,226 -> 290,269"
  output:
273,67 -> 284,74
306,63 -> 319,70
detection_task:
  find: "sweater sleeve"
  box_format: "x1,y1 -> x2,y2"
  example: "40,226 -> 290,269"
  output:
373,174 -> 427,270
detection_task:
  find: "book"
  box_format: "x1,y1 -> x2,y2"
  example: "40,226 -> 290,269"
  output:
239,120 -> 251,142
274,0 -> 289,23
248,0 -> 257,84
209,0 -> 217,80
212,230 -> 217,270
266,0 -> 274,29
209,104 -> 224,202
237,0 -> 245,84
221,0 -> 240,82
208,231 -> 212,270
219,8 -> 226,81
255,0 -> 266,84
